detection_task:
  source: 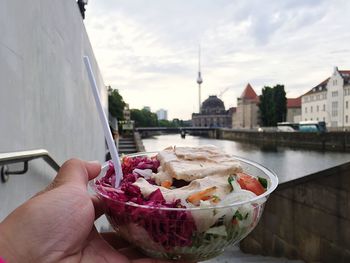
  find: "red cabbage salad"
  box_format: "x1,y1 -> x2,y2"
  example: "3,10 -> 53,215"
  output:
94,146 -> 269,250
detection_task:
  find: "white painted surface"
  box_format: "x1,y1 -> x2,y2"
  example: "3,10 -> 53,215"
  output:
0,0 -> 106,220
301,67 -> 350,128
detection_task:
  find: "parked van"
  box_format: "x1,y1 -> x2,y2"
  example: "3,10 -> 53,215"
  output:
277,122 -> 299,132
299,121 -> 327,133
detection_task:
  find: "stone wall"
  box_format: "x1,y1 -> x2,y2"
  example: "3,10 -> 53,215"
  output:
134,132 -> 146,152
218,129 -> 350,151
240,162 -> 350,262
0,0 -> 106,220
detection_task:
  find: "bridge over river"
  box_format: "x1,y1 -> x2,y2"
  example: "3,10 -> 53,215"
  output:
135,126 -> 217,138
135,126 -> 217,132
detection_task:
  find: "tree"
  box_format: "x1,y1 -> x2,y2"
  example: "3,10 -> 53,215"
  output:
259,86 -> 275,126
107,86 -> 126,121
258,84 -> 287,126
274,84 -> 287,123
130,109 -> 158,127
158,119 -> 174,127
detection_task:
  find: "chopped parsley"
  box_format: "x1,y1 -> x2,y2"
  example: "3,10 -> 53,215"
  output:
228,175 -> 235,192
244,212 -> 249,219
258,176 -> 268,189
233,210 -> 243,221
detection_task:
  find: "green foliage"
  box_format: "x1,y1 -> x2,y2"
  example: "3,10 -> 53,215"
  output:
259,86 -> 275,126
259,84 -> 287,126
274,84 -> 287,124
108,86 -> 126,121
130,109 -> 158,127
158,119 -> 174,127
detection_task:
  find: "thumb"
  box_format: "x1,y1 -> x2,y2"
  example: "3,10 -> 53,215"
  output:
49,158 -> 101,191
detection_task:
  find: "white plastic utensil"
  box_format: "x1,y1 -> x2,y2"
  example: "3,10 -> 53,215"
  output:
83,56 -> 122,187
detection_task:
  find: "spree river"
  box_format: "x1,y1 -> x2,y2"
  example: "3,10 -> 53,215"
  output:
142,134 -> 350,184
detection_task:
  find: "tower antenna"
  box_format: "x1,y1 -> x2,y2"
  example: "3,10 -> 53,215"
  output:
196,45 -> 203,113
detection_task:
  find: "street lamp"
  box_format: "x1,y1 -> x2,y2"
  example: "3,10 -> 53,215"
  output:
77,0 -> 88,19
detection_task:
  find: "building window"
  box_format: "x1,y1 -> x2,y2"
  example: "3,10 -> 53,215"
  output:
346,101 -> 349,109
332,91 -> 338,97
323,104 -> 326,111
332,101 -> 338,117
316,95 -> 320,100
316,117 -> 319,121
346,115 -> 349,123
311,106 -> 313,113
305,107 -> 308,113
317,105 -> 319,112
323,117 -> 325,121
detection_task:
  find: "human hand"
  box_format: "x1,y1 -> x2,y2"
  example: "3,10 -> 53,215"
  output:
0,159 -> 171,263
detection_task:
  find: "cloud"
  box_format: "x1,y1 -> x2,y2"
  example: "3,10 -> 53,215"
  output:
85,0 -> 350,119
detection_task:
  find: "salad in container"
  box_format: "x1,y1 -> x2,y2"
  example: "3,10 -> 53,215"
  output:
91,145 -> 278,261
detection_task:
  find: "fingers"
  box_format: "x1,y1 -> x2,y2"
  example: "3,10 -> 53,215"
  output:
91,195 -> 105,219
86,228 -> 131,263
52,159 -> 101,190
100,233 -> 177,263
33,159 -> 101,198
118,247 -> 145,260
100,232 -> 130,250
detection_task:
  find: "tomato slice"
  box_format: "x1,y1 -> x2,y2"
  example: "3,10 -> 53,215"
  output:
237,172 -> 265,195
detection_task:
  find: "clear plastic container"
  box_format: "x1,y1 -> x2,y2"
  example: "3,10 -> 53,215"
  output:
90,152 -> 278,261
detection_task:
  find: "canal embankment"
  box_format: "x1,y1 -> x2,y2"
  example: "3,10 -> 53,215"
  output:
212,129 -> 350,152
240,161 -> 350,262
142,134 -> 350,262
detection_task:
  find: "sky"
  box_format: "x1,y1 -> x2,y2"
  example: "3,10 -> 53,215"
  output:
84,0 -> 350,120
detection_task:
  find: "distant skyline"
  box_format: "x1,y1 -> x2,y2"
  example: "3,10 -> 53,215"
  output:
85,0 -> 350,120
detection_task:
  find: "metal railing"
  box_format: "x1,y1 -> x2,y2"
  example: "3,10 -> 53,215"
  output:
0,149 -> 60,183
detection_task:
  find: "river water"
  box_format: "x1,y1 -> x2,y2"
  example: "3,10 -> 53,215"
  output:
142,134 -> 350,184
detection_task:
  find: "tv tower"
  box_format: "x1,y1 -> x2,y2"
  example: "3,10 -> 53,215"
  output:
196,46 -> 203,113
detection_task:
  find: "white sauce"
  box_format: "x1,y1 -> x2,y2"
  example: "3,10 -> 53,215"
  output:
133,145 -> 246,207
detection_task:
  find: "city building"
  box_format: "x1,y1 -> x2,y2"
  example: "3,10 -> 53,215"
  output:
156,108 -> 168,120
142,106 -> 151,111
286,97 -> 302,123
123,103 -> 131,121
192,95 -> 232,127
302,67 -> 350,128
233,83 -> 259,129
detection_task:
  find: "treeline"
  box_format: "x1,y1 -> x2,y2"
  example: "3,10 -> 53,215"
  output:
108,86 -> 188,128
108,84 -> 288,128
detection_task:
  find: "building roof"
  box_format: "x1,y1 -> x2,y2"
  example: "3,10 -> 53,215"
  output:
287,97 -> 301,108
304,69 -> 350,96
341,70 -> 350,84
228,107 -> 237,114
202,95 -> 225,109
240,83 -> 258,100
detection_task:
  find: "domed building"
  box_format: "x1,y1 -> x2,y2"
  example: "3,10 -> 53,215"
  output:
192,95 -> 233,127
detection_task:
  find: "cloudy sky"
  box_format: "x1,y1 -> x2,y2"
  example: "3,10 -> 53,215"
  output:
85,0 -> 350,120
